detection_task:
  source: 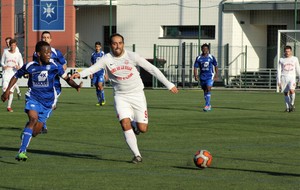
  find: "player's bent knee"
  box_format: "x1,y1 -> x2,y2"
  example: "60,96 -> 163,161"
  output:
120,119 -> 132,131
138,124 -> 148,133
32,123 -> 43,137
28,118 -> 38,126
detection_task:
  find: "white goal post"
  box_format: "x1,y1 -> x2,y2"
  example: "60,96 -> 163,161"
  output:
277,30 -> 300,92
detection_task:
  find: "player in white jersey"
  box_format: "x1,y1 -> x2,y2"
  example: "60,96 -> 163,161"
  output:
277,45 -> 300,112
3,37 -> 22,99
1,39 -> 23,112
71,33 -> 178,163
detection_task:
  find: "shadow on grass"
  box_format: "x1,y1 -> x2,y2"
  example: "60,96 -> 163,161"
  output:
0,127 -> 22,131
58,101 -> 114,108
214,106 -> 278,112
173,166 -> 300,177
148,105 -> 281,113
0,186 -> 25,190
148,105 -> 200,112
0,158 -> 17,165
0,146 -> 128,164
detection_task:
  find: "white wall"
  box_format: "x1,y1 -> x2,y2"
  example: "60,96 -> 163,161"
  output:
116,0 -> 220,58
223,11 -> 268,76
76,6 -> 116,47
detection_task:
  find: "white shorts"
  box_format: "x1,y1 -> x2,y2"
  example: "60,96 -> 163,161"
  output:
2,74 -> 16,93
280,75 -> 296,93
114,91 -> 148,124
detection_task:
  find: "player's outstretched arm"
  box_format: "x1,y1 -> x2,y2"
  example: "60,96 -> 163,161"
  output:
194,68 -> 198,81
1,77 -> 18,102
170,86 -> 179,94
214,67 -> 219,81
64,77 -> 83,92
70,73 -> 81,79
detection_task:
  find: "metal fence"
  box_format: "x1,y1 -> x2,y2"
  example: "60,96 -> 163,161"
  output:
150,43 -> 278,89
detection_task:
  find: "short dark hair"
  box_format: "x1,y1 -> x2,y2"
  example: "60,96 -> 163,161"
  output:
95,41 -> 102,46
5,37 -> 12,41
201,43 -> 210,49
9,39 -> 17,46
284,45 -> 292,51
41,31 -> 51,38
35,41 -> 50,53
109,33 -> 124,44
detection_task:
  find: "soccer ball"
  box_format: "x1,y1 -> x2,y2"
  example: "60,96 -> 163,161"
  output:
194,150 -> 212,169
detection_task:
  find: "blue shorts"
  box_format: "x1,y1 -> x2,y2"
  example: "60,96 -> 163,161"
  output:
25,98 -> 52,124
200,79 -> 214,88
92,75 -> 105,85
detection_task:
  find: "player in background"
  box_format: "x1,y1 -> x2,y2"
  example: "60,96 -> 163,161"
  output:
4,37 -> 20,52
71,33 -> 178,163
90,41 -> 106,106
277,45 -> 300,112
194,43 -> 218,112
3,37 -> 22,99
1,39 -> 23,112
1,41 -> 81,161
33,31 -> 81,133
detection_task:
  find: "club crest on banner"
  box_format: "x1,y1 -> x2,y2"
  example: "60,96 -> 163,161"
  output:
33,0 -> 65,31
40,0 -> 58,24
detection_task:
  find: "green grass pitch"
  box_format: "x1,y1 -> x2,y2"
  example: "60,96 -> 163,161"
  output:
0,88 -> 299,189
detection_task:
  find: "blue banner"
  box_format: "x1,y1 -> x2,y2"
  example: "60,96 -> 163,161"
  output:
33,0 -> 65,31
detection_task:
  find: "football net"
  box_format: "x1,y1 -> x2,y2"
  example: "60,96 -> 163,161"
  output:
277,30 -> 300,92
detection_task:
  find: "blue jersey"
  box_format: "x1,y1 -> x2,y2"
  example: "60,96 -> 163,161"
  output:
91,51 -> 105,77
33,47 -> 67,94
15,60 -> 65,108
194,54 -> 218,81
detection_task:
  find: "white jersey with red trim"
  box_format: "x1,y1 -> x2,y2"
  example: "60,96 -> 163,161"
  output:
79,50 -> 175,94
277,56 -> 300,83
1,50 -> 23,79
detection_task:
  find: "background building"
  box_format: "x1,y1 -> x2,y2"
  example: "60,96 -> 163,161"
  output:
1,0 -> 300,88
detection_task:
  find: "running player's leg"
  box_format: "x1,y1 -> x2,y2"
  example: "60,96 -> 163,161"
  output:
131,93 -> 149,163
281,77 -> 291,111
115,95 -> 142,162
3,79 -> 15,112
201,80 -> 207,106
288,78 -> 296,111
201,81 -> 211,111
16,101 -> 40,161
98,74 -> 105,105
289,90 -> 296,111
15,84 -> 21,99
132,92 -> 148,133
94,76 -> 101,105
7,92 -> 14,112
33,106 -> 51,137
206,79 -> 214,108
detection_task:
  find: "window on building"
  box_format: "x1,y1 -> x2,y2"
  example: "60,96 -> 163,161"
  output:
161,25 -> 215,39
103,25 -> 117,53
15,12 -> 24,36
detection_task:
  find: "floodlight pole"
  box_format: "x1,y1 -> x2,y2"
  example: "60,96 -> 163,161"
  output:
198,0 -> 201,54
25,0 -> 28,63
109,0 -> 112,36
295,0 -> 298,30
294,0 -> 298,55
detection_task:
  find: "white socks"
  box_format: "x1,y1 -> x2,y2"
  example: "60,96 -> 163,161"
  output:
290,93 -> 295,106
15,85 -> 20,94
7,93 -> 13,108
124,129 -> 141,157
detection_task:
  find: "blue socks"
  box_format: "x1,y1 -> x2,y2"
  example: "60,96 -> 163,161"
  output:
19,128 -> 33,153
96,89 -> 105,103
96,90 -> 101,103
101,90 -> 105,102
204,92 -> 211,106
